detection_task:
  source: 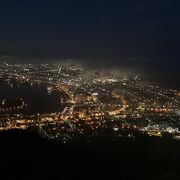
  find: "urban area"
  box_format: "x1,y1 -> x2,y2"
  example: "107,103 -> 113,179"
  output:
0,61 -> 180,143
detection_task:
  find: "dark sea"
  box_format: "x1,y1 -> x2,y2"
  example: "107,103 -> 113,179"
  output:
0,81 -> 63,114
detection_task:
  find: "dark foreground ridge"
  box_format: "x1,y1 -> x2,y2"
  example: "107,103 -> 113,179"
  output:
1,129 -> 180,180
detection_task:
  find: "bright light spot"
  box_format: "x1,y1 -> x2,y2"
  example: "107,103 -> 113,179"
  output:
113,127 -> 119,131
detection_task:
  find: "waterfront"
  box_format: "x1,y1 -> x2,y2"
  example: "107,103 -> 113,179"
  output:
0,81 -> 63,114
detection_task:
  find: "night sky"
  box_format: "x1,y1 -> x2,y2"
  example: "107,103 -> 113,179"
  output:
0,0 -> 180,58
0,0 -> 180,87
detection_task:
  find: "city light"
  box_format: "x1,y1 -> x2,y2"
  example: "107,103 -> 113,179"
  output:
0,61 -> 179,143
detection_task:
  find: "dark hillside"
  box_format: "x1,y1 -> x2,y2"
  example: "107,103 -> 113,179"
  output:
0,129 -> 180,180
